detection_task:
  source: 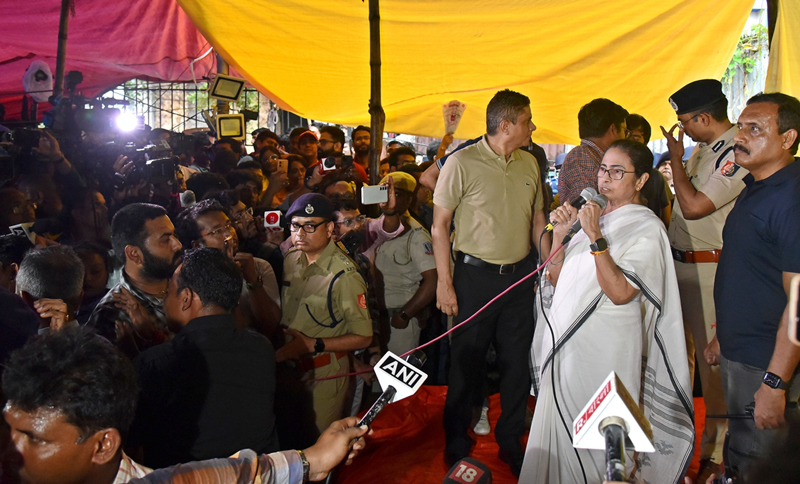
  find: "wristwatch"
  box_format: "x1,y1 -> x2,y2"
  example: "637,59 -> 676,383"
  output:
297,449 -> 310,483
763,371 -> 790,390
314,338 -> 325,354
398,311 -> 411,321
589,237 -> 608,253
245,274 -> 263,291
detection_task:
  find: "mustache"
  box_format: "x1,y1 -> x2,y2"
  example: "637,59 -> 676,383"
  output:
734,144 -> 750,155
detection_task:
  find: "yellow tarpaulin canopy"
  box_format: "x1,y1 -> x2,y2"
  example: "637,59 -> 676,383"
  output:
766,0 -> 799,98
177,0 -> 752,144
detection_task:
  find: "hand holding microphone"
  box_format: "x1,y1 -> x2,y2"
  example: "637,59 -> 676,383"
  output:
560,192 -> 608,245
545,188 -> 597,232
550,202 -> 579,247
577,199 -> 603,242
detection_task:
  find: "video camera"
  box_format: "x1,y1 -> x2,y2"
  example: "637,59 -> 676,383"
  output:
111,140 -> 178,191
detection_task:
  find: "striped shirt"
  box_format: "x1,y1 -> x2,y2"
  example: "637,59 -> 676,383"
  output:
557,139 -> 604,205
124,449 -> 303,484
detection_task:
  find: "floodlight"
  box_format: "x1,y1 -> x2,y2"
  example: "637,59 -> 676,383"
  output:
116,112 -> 139,132
209,74 -> 246,102
216,114 -> 246,140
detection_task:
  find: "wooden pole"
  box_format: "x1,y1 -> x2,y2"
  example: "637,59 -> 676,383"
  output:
368,0 -> 385,186
53,0 -> 71,99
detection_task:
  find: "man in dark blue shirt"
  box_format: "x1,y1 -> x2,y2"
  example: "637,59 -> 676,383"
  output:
711,92 -> 800,479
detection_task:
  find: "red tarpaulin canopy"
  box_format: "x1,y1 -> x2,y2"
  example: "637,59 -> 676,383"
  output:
0,0 -> 212,121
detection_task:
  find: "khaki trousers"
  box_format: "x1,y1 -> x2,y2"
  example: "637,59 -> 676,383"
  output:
675,260 -> 727,461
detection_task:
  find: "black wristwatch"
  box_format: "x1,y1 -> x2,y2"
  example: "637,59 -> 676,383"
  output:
398,311 -> 411,321
763,371 -> 790,390
314,338 -> 325,353
589,237 -> 608,253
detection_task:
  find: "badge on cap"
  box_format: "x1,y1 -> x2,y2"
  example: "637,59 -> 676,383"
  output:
305,204 -> 314,215
669,98 -> 679,112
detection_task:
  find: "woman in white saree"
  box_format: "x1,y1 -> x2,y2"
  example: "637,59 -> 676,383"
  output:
520,139 -> 694,484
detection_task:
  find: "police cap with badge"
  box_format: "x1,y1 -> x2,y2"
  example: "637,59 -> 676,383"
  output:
286,193 -> 335,221
669,79 -> 727,115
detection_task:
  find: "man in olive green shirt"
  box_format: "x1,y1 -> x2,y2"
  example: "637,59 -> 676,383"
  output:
276,193 -> 373,435
432,89 -> 549,476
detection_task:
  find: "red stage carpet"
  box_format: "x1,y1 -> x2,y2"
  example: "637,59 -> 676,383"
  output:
337,386 -> 706,484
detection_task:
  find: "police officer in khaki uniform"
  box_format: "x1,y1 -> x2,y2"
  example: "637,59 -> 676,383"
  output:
374,172 -> 437,356
660,79 -> 748,469
275,193 -> 373,433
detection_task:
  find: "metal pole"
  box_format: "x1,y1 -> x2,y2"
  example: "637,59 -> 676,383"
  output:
53,0 -> 71,100
368,0 -> 385,185
216,53 -> 230,115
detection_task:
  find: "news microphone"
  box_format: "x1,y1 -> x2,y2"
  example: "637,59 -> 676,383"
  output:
572,372 -> 654,482
180,189 -> 196,208
544,187 -> 598,232
560,193 -> 608,245
443,457 -> 492,484
360,349 -> 428,426
323,351 -> 429,484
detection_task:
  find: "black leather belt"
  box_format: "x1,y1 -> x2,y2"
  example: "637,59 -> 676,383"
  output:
456,252 -> 524,275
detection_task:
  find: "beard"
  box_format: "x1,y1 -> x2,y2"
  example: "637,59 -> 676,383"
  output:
141,246 -> 183,280
354,143 -> 369,156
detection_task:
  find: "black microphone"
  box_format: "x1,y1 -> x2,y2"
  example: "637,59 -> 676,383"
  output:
560,194 -> 608,245
442,457 -> 493,484
545,187 -> 598,232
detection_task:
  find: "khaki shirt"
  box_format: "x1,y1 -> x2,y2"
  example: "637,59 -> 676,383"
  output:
375,216 -> 437,308
433,136 -> 544,264
668,126 -> 747,251
281,240 -> 372,341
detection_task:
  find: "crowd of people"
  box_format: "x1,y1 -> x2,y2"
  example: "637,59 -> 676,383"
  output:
0,79 -> 798,484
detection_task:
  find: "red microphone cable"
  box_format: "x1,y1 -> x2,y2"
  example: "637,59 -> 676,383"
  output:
310,244 -> 565,382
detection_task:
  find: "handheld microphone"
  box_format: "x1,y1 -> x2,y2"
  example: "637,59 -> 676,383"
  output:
572,372 -> 654,482
442,457 -> 492,484
560,193 -> 608,245
323,351 -> 429,484
180,189 -> 196,208
360,349 -> 428,426
544,187 -> 598,232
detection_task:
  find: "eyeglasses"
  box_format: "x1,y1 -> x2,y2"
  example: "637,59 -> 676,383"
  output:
625,129 -> 644,140
289,221 -> 326,233
200,222 -> 235,239
333,214 -> 366,228
319,139 -> 334,145
12,200 -> 36,214
678,114 -> 700,129
231,206 -> 254,222
598,166 -> 636,180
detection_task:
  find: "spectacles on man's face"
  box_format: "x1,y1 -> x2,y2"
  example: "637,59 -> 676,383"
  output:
231,206 -> 254,222
598,166 -> 636,181
333,214 -> 366,228
677,114 -> 700,129
200,222 -> 235,240
319,138 -> 334,146
12,199 -> 36,214
626,129 -> 645,142
289,221 -> 326,233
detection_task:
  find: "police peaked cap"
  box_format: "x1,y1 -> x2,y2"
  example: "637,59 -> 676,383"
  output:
286,193 -> 335,221
669,79 -> 727,115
